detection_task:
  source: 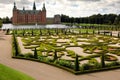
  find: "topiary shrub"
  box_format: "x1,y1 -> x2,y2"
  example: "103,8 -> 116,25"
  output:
101,53 -> 105,68
24,53 -> 34,58
34,47 -> 38,59
13,33 -> 19,56
53,50 -> 58,61
18,54 -> 25,57
82,63 -> 93,70
55,59 -> 74,69
104,55 -> 118,61
74,54 -> 80,71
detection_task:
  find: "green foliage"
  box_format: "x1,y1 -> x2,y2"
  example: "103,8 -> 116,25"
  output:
38,56 -> 53,63
53,50 -> 58,61
2,16 -> 11,23
106,61 -> 120,67
81,63 -> 93,70
24,53 -> 34,58
0,20 -> 2,28
101,53 -> 105,68
55,59 -> 74,69
13,33 -> 19,56
61,14 -> 119,25
34,48 -> 38,59
74,54 -> 80,71
10,29 -> 120,74
31,30 -> 34,36
104,55 -> 118,61
67,50 -> 75,57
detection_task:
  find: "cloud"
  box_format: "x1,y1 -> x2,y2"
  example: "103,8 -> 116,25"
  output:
0,0 -> 120,18
68,0 -> 101,2
0,0 -> 14,4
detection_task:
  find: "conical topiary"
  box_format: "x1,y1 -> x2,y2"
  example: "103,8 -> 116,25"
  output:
34,47 -> 38,59
101,53 -> 105,68
74,54 -> 79,71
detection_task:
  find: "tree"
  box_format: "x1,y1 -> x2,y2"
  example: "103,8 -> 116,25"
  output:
13,33 -> 19,56
0,20 -> 2,28
61,13 -> 119,25
2,16 -> 12,23
101,53 -> 105,68
22,30 -> 25,36
34,47 -> 38,59
53,50 -> 58,61
32,29 -> 34,36
74,54 -> 79,71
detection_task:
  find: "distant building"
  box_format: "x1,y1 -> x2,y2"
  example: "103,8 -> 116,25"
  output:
47,15 -> 61,24
12,2 -> 61,25
54,15 -> 61,24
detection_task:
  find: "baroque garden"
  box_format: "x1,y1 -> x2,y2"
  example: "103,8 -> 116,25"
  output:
7,27 -> 120,74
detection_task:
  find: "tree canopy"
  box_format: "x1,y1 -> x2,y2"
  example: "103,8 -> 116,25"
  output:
61,14 -> 120,25
0,20 -> 2,28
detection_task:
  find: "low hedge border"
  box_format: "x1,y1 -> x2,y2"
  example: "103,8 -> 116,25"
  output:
12,56 -> 76,74
12,56 -> 120,75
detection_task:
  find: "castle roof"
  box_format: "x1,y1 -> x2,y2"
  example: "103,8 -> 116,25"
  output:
13,2 -> 45,14
18,10 -> 41,14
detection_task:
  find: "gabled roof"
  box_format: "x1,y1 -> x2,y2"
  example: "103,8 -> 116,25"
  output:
18,10 -> 41,14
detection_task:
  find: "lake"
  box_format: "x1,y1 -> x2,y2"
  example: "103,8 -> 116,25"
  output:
2,24 -> 70,29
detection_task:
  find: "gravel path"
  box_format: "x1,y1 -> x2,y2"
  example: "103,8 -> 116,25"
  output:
1,30 -> 120,80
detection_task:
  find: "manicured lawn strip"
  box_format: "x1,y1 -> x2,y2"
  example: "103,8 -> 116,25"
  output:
0,64 -> 34,80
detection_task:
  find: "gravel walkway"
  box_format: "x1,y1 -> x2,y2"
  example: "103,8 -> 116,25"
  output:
0,30 -> 120,80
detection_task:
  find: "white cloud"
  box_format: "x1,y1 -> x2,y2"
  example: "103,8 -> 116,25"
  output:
0,0 -> 119,18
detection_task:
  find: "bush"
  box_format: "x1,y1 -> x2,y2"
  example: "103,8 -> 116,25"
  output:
106,61 -> 120,67
55,59 -> 74,69
18,54 -> 25,57
88,58 -> 101,69
101,53 -> 105,68
34,48 -> 38,59
0,20 -> 2,28
24,53 -> 34,58
82,63 -> 93,70
74,54 -> 80,71
53,50 -> 58,61
13,33 -> 19,56
104,55 -> 118,61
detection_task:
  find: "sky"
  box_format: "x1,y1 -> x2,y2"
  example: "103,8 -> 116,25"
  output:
0,0 -> 120,18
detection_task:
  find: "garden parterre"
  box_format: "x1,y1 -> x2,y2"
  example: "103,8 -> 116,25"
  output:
10,29 -> 120,74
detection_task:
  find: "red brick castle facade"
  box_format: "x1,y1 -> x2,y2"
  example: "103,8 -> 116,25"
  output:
12,2 -> 46,25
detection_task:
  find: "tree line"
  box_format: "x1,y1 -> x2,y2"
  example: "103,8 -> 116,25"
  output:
61,14 -> 120,25
0,16 -> 12,28
0,16 -> 12,23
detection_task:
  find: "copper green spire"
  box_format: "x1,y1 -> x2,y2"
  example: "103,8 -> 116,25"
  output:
23,6 -> 25,11
13,2 -> 17,10
42,3 -> 46,11
33,1 -> 36,10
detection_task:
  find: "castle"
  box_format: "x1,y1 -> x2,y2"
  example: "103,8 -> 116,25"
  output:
12,2 -> 61,25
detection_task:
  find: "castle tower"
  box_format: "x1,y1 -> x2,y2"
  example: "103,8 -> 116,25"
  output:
23,6 -> 25,11
33,2 -> 36,10
13,2 -> 17,10
12,2 -> 18,24
42,3 -> 46,11
41,3 -> 46,24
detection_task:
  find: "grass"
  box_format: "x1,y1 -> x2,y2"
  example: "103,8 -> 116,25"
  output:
0,64 -> 34,80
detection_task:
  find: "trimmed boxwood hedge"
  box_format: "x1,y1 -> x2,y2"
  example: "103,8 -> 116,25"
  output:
11,29 -> 120,75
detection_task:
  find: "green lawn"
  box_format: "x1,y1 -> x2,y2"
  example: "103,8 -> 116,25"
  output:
0,64 -> 34,80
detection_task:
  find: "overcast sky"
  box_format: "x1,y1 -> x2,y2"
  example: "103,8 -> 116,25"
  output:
0,0 -> 120,18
